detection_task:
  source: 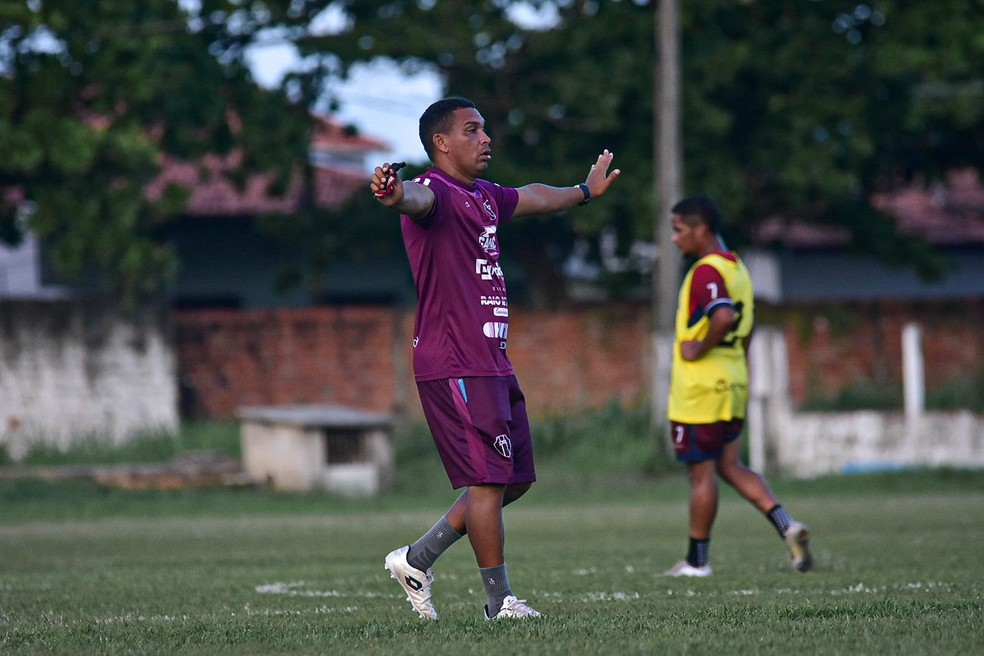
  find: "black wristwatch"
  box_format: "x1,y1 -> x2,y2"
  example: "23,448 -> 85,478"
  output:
576,183 -> 591,206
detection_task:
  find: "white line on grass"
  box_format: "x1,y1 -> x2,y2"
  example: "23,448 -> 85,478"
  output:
255,580 -> 388,599
534,580 -> 954,603
88,604 -> 360,627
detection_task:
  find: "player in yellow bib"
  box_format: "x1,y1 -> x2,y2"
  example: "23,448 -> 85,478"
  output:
669,249 -> 753,423
664,195 -> 813,577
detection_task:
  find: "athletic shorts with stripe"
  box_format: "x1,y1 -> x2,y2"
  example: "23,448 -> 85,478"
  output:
416,375 -> 537,489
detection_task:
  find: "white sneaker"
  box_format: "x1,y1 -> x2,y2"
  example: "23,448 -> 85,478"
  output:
384,546 -> 438,619
484,594 -> 542,620
784,521 -> 813,572
664,560 -> 712,577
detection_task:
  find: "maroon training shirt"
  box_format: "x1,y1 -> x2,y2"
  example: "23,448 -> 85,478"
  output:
400,167 -> 520,382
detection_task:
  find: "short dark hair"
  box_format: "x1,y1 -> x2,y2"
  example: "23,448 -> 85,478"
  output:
671,194 -> 722,233
418,97 -> 477,160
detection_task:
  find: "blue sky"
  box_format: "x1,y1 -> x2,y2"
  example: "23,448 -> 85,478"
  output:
247,45 -> 442,165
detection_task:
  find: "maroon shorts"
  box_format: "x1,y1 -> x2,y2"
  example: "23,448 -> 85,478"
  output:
416,375 -> 536,489
670,418 -> 745,463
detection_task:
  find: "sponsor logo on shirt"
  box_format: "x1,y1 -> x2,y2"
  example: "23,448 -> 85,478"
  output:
481,295 -> 509,317
483,322 -> 509,339
479,225 -> 499,257
714,379 -> 748,394
476,258 -> 503,281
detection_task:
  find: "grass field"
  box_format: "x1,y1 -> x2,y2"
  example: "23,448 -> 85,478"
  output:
1,418 -> 983,654
2,471 -> 983,655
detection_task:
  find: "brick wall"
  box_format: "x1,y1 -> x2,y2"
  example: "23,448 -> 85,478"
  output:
174,299 -> 984,420
175,304 -> 651,420
776,300 -> 984,405
175,307 -> 411,418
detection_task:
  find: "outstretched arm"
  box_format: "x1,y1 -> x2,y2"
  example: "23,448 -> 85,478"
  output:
513,149 -> 621,217
370,163 -> 435,221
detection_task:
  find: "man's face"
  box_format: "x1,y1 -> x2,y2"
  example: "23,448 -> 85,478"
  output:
671,214 -> 701,257
438,107 -> 492,178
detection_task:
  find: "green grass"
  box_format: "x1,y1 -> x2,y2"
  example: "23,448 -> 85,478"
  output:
0,420 -> 242,467
2,481 -> 982,655
1,409 -> 983,654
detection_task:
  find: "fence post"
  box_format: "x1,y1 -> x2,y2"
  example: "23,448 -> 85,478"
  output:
902,323 -> 924,423
747,331 -> 768,473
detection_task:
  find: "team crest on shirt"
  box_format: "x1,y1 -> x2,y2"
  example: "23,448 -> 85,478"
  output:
479,225 -> 499,257
493,434 -> 513,459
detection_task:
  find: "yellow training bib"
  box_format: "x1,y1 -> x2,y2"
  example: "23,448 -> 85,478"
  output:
668,253 -> 754,424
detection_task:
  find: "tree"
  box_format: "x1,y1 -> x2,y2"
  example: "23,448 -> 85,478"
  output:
4,1 -> 982,302
0,0 -> 311,300
271,0 -> 982,288
262,0 -> 662,304
678,0 -> 983,275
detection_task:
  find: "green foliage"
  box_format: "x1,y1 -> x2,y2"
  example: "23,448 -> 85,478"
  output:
0,0 -> 311,302
16,420 -> 240,466
390,402 -> 677,499
277,0 -> 982,288
926,370 -> 984,413
4,0 -> 984,304
801,379 -> 903,411
6,407 -> 671,504
533,400 -> 674,476
801,368 -> 984,413
291,1 -> 661,301
678,0 -> 983,268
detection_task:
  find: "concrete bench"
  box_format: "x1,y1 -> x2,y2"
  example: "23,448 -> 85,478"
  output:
237,404 -> 394,496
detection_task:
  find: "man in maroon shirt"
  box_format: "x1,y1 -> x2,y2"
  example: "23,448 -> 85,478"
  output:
371,97 -> 620,620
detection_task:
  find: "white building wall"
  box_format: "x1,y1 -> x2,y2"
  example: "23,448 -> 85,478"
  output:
0,301 -> 179,460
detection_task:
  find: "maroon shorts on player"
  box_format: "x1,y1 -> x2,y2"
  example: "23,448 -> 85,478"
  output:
670,418 -> 744,463
416,375 -> 536,489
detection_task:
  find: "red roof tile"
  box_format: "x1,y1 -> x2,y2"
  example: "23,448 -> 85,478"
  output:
146,115 -> 389,218
312,115 -> 389,152
147,152 -> 301,216
871,169 -> 984,245
754,169 -> 984,248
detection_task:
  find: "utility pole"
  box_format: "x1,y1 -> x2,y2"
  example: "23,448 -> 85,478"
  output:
652,0 -> 683,449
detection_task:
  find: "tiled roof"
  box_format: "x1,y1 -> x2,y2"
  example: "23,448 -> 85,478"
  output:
146,151 -> 301,217
146,115 -> 389,217
871,169 -> 984,245
753,219 -> 852,248
754,169 -> 984,248
311,115 -> 389,152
